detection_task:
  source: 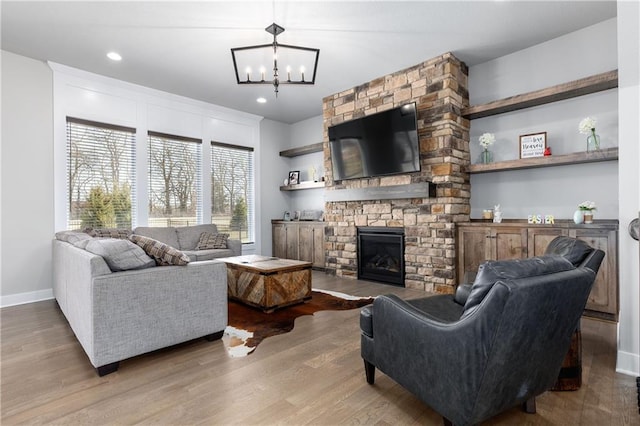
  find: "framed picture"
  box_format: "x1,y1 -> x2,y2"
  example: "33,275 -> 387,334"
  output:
519,132 -> 547,159
288,170 -> 300,185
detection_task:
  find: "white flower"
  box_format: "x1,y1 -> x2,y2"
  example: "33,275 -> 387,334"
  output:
579,117 -> 597,135
578,200 -> 597,211
479,133 -> 496,149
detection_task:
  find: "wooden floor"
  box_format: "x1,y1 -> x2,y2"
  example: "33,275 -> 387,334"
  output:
1,272 -> 637,425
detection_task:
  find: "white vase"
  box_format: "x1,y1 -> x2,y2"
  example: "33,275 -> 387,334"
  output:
573,210 -> 584,224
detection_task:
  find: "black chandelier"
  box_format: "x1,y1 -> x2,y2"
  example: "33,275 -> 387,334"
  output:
231,23 -> 320,97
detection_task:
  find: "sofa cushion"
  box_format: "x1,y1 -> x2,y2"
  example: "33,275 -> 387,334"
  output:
462,255 -> 574,318
196,232 -> 229,250
183,248 -> 234,261
86,228 -> 132,239
133,226 -> 180,249
544,236 -> 593,266
129,234 -> 190,266
176,224 -> 219,250
85,238 -> 156,271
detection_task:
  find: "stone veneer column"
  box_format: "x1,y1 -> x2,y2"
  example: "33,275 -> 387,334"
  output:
322,52 -> 470,293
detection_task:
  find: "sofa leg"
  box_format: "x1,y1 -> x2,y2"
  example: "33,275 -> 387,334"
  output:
522,397 -> 536,414
364,360 -> 376,384
204,330 -> 224,342
96,361 -> 119,376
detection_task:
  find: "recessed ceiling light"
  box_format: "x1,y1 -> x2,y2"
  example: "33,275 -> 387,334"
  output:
107,52 -> 122,61
257,97 -> 267,104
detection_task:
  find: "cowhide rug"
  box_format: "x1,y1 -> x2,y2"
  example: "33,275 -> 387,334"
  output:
223,289 -> 375,357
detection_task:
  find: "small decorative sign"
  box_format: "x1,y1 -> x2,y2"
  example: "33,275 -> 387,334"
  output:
527,214 -> 555,224
519,132 -> 547,159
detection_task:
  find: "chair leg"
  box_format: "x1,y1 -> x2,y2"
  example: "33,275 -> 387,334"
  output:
364,360 -> 375,384
442,417 -> 453,426
522,397 -> 536,414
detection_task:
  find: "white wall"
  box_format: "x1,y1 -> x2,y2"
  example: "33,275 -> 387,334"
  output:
288,115 -> 325,212
616,0 -> 639,376
258,114 -> 326,254
468,18 -> 619,220
259,119 -> 292,255
1,51 -> 55,306
0,53 -> 264,305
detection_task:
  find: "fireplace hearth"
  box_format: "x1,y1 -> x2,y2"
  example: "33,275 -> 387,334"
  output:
357,227 -> 404,286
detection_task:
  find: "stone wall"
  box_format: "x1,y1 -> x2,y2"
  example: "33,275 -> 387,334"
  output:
322,52 -> 470,293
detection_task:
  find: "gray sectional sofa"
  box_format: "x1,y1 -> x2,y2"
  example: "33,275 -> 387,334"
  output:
53,224 -> 240,375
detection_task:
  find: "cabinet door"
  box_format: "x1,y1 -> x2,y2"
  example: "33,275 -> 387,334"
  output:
285,225 -> 300,260
527,227 -> 568,257
457,227 -> 492,283
569,228 -> 618,317
272,224 -> 287,258
492,227 -> 527,261
298,225 -> 314,263
312,224 -> 326,269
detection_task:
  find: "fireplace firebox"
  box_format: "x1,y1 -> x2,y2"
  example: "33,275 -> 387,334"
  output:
357,227 -> 404,286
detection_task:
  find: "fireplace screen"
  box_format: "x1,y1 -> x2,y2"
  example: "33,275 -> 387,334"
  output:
357,227 -> 404,286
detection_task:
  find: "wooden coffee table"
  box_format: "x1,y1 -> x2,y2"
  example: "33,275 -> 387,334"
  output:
218,255 -> 312,312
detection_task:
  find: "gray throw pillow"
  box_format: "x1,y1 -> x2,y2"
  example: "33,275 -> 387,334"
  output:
85,238 -> 156,272
462,255 -> 574,318
56,231 -> 93,245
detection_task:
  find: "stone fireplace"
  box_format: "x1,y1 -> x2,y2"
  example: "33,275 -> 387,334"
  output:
322,52 -> 470,294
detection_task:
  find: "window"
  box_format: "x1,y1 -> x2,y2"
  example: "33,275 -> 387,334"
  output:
211,142 -> 255,243
148,131 -> 202,227
66,117 -> 136,230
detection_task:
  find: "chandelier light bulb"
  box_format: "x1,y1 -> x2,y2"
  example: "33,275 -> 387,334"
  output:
245,67 -> 251,81
300,66 -> 306,82
259,66 -> 266,81
286,66 -> 291,81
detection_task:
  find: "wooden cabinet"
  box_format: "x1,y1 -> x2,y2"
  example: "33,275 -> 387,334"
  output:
568,227 -> 618,319
457,226 -> 527,281
457,220 -> 619,321
272,220 -> 326,269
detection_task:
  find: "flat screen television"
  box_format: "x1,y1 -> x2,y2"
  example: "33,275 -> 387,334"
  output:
328,103 -> 420,181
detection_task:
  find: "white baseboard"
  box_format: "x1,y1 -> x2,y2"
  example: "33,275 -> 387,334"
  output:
1,288 -> 54,308
616,350 -> 640,376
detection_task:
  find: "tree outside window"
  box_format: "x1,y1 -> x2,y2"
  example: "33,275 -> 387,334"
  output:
66,118 -> 135,230
148,132 -> 202,227
211,142 -> 254,243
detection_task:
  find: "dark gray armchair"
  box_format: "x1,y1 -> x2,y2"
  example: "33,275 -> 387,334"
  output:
360,237 -> 604,426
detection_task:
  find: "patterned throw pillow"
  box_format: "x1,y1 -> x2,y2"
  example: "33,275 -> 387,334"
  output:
86,228 -> 132,239
129,234 -> 190,266
196,232 -> 229,250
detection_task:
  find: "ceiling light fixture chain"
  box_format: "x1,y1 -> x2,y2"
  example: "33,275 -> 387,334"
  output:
231,22 -> 319,97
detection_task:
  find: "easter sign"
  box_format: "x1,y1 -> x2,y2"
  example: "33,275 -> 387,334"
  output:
519,132 -> 547,159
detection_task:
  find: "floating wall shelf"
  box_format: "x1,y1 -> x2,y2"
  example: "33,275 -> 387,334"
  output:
279,142 -> 323,158
462,70 -> 618,120
467,147 -> 618,174
280,181 -> 325,191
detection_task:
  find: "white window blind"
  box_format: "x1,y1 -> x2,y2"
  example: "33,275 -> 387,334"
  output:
148,131 -> 202,227
211,142 -> 255,244
66,117 -> 136,230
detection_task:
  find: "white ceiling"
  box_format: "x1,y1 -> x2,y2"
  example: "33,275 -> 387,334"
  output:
1,1 -> 617,124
